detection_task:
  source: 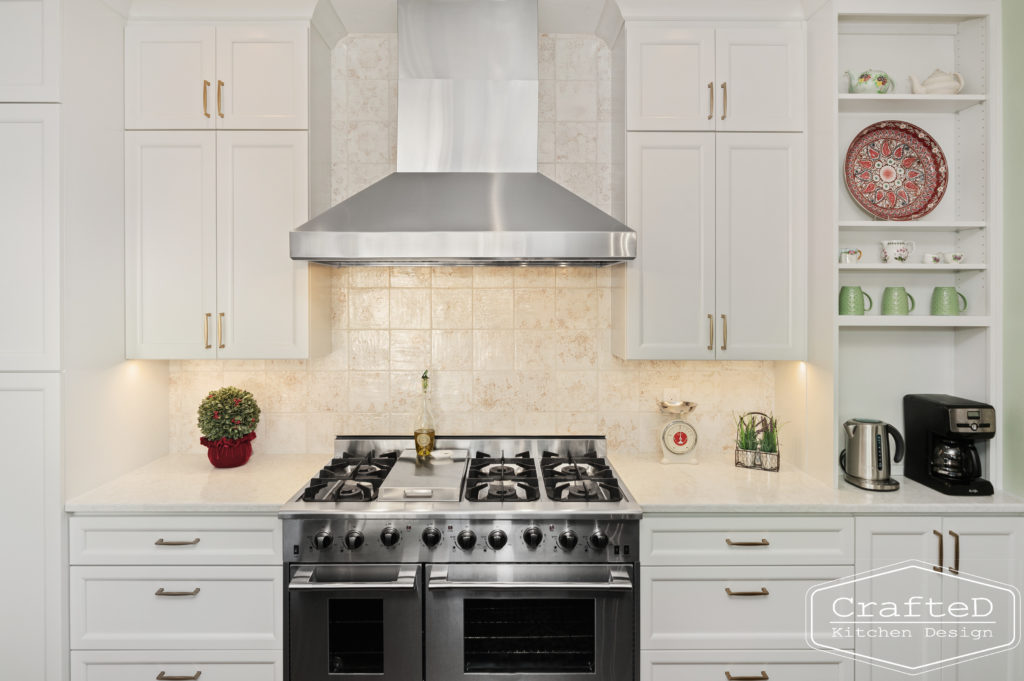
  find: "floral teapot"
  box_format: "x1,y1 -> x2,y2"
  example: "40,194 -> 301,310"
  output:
846,69 -> 894,94
909,69 -> 965,95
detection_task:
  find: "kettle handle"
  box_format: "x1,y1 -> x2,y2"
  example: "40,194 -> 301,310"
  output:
839,449 -> 846,472
887,424 -> 906,463
965,443 -> 981,478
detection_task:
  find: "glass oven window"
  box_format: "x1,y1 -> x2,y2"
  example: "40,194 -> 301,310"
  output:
328,599 -> 383,674
463,599 -> 595,673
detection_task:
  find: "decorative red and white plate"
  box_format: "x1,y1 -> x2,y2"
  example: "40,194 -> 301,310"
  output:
844,120 -> 948,221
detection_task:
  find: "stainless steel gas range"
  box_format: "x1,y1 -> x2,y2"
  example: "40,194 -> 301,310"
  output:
279,436 -> 641,681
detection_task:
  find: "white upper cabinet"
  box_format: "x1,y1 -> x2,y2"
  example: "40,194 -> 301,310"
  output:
216,131 -> 310,359
715,27 -> 805,132
626,25 -> 715,132
0,105 -> 60,370
615,132 -> 716,360
215,26 -> 309,130
125,25 -> 216,130
0,0 -> 59,102
125,24 -> 308,130
626,22 -> 804,132
715,133 -> 806,360
125,131 -> 217,359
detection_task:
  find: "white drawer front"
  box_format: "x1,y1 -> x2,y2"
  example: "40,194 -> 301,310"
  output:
70,515 -> 281,565
72,650 -> 281,681
642,516 -> 854,566
642,566 -> 853,650
70,566 -> 282,650
643,650 -> 853,681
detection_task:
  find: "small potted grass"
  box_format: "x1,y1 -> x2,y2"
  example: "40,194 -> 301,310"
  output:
734,412 -> 780,472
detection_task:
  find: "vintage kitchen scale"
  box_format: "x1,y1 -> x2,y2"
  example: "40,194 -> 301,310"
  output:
658,400 -> 699,464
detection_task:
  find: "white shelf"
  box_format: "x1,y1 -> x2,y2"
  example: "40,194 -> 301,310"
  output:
837,94 -> 987,114
838,263 -> 986,272
838,220 -> 986,233
837,316 -> 992,328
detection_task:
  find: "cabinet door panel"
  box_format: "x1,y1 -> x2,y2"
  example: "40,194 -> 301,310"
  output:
939,517 -> 1024,681
855,517 -> 946,681
627,24 -> 715,131
715,133 -> 806,359
216,25 -> 308,130
716,26 -> 805,132
0,0 -> 59,101
0,374 -> 61,680
0,105 -> 60,369
216,132 -> 309,358
618,132 -> 715,359
125,132 -> 217,359
125,25 -> 216,130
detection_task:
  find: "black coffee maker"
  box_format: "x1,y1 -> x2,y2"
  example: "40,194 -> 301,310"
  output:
903,394 -> 995,496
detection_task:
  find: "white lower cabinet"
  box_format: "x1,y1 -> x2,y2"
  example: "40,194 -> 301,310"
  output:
72,650 -> 282,681
68,514 -> 283,680
642,650 -> 853,681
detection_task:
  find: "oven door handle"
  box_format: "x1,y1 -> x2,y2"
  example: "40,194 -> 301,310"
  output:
288,565 -> 419,591
427,566 -> 633,591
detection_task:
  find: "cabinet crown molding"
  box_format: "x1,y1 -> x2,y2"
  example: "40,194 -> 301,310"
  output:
616,0 -> 806,21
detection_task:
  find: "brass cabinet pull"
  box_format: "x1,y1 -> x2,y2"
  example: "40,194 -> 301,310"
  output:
933,529 -> 944,572
721,82 -> 728,120
204,313 -> 212,349
217,312 -> 225,348
726,538 -> 769,547
155,587 -> 200,597
155,538 -> 200,546
707,81 -> 714,120
217,80 -> 225,118
202,80 -> 211,118
157,673 -> 202,681
949,530 -> 960,574
725,673 -> 768,681
721,314 -> 728,351
725,587 -> 769,597
707,313 -> 714,351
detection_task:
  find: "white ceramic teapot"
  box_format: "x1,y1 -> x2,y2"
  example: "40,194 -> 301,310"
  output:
909,69 -> 965,95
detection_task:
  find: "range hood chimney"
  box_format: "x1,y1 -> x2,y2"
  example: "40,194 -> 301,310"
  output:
289,0 -> 636,266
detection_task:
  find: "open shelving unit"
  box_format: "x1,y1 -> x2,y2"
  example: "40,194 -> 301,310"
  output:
804,0 -> 1003,489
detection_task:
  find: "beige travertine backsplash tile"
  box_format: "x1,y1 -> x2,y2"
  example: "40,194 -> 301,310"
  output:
167,34 -> 776,460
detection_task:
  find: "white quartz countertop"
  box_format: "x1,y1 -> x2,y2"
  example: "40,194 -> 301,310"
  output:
615,452 -> 1024,514
66,451 -> 1024,515
65,454 -> 328,514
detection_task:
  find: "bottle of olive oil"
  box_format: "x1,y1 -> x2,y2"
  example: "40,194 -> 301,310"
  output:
414,369 -> 436,459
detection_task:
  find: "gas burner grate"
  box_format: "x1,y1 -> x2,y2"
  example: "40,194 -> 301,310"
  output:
300,450 -> 399,502
540,453 -> 623,502
465,453 -> 540,503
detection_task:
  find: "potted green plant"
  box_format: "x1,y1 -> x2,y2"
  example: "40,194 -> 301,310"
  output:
197,386 -> 261,468
734,411 -> 780,472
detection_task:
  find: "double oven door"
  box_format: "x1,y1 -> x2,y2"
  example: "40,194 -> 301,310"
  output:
287,563 -> 635,681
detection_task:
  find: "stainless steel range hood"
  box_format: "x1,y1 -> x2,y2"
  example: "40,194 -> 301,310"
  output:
289,0 -> 636,266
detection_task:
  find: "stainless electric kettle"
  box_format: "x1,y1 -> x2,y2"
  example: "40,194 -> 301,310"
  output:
840,418 -> 905,491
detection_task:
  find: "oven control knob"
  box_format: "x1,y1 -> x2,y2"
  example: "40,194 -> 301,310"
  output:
313,531 -> 333,551
343,530 -> 364,550
380,527 -> 401,547
523,526 -> 543,549
589,530 -> 610,550
487,530 -> 508,551
456,530 -> 477,551
421,527 -> 443,548
558,530 -> 579,551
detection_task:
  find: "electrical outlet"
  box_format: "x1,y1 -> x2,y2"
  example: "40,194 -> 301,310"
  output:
662,388 -> 681,403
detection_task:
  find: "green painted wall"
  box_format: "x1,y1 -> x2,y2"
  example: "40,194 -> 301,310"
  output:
1003,0 -> 1024,494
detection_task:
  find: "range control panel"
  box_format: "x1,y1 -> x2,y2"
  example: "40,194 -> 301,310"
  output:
285,518 -> 638,564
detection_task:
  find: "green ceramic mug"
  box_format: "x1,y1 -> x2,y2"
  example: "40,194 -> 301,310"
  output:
881,287 -> 916,315
931,287 -> 968,316
839,286 -> 872,315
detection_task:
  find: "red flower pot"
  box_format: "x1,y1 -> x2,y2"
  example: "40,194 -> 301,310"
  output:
201,432 -> 256,468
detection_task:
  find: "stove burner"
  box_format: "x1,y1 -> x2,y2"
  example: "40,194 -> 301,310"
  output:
553,462 -> 597,477
488,480 -> 520,497
480,462 -> 525,477
300,450 -> 398,502
565,480 -> 600,497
